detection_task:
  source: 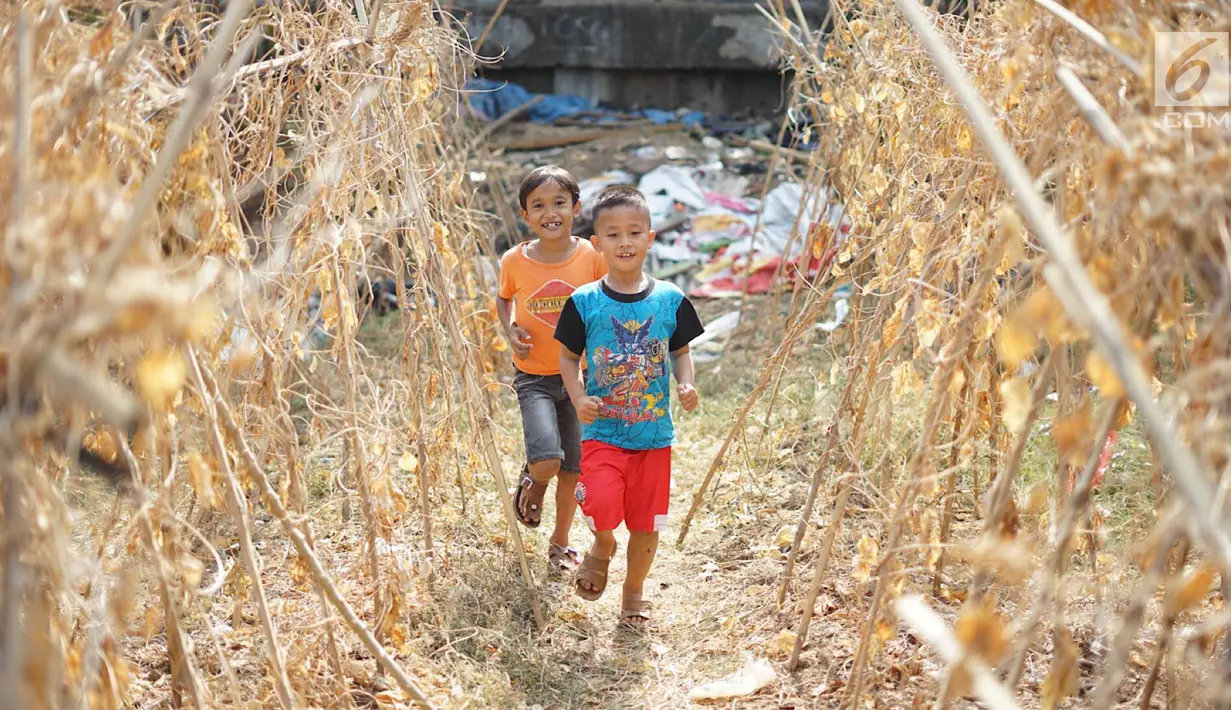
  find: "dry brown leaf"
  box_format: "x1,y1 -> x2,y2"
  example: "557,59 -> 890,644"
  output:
1166,564 -> 1218,617
1053,398 -> 1094,466
875,618 -> 896,644
853,534 -> 879,583
995,317 -> 1035,369
999,377 -> 1031,434
1020,287 -> 1075,344
227,339 -> 259,373
1000,495 -> 1020,539
998,205 -> 1026,263
948,367 -> 967,396
180,554 -> 205,588
969,534 -> 1032,584
918,297 -> 943,348
775,524 -> 797,551
397,451 -> 419,473
766,629 -> 797,658
134,348 -> 188,410
82,429 -> 120,466
188,452 -> 217,509
892,360 -> 923,397
955,602 -> 1008,664
1085,351 -> 1125,398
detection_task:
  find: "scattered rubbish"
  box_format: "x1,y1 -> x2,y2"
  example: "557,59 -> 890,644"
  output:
578,170 -> 635,222
473,92 -> 848,312
466,78 -> 592,125
466,78 -> 707,128
468,171 -> 487,182
688,656 -> 778,702
690,310 -> 741,364
664,145 -> 691,161
817,297 -> 850,332
640,164 -> 711,216
651,241 -> 699,262
691,311 -> 741,349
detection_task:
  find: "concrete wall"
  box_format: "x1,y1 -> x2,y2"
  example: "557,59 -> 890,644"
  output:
451,0 -> 827,115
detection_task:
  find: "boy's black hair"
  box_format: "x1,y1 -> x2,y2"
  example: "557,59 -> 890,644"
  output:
518,165 -> 581,210
591,185 -> 652,227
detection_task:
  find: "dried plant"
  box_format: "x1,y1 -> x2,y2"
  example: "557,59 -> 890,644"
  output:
0,1 -> 520,707
683,0 -> 1231,705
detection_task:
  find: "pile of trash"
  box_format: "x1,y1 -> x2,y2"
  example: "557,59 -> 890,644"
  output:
466,78 -> 707,128
577,161 -> 851,299
467,77 -> 849,303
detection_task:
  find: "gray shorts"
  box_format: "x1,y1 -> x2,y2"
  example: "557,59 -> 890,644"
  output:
514,370 -> 582,474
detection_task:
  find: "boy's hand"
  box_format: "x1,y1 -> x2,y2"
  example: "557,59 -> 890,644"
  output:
575,396 -> 601,424
507,324 -> 532,359
678,383 -> 699,412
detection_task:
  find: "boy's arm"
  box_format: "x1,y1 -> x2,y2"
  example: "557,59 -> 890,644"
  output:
559,351 -> 599,424
555,297 -> 600,424
669,295 -> 706,412
559,350 -> 584,401
671,346 -> 699,411
496,296 -> 531,359
671,346 -> 696,386
496,255 -> 532,358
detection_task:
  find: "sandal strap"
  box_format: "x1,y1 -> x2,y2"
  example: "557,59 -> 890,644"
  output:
622,597 -> 653,619
575,543 -> 615,580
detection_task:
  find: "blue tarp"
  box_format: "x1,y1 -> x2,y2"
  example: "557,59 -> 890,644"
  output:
466,78 -> 706,128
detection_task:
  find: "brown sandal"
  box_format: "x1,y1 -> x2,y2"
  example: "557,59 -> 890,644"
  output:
621,595 -> 653,627
549,543 -> 581,571
513,465 -> 548,528
573,541 -> 617,601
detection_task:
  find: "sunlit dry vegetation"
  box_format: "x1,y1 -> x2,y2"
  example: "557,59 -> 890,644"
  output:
3,0 -> 1231,707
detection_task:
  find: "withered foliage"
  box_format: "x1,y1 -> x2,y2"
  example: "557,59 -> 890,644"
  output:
748,0 -> 1231,705
0,1 -> 505,708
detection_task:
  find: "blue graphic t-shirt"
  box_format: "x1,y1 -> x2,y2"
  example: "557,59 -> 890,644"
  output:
554,278 -> 705,451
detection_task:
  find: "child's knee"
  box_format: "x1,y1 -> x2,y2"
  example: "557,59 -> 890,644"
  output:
628,530 -> 659,548
528,458 -> 561,481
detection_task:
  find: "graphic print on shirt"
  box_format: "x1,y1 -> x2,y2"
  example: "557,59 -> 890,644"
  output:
591,315 -> 668,424
523,279 -> 576,327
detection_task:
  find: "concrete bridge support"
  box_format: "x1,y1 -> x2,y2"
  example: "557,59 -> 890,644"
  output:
449,0 -> 828,115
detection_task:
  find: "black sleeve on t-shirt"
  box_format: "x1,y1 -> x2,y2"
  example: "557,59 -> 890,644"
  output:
553,297 -> 587,356
669,297 -> 706,352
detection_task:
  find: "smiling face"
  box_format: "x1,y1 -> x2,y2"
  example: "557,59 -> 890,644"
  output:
520,179 -> 579,244
591,205 -> 655,279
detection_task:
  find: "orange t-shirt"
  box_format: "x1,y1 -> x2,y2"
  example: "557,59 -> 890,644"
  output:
499,238 -> 608,375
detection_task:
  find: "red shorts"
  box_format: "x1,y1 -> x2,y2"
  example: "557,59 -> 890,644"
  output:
575,440 -> 671,533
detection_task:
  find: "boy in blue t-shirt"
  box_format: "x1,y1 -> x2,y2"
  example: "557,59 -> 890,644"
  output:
554,185 -> 705,626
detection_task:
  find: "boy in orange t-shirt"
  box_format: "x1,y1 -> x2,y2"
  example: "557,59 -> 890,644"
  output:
497,165 -> 608,570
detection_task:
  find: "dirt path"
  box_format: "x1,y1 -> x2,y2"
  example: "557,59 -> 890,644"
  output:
456,361 -> 835,709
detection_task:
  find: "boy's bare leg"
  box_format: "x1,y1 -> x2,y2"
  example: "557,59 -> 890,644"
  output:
552,472 -> 580,548
623,531 -> 658,603
527,458 -> 560,484
520,459 -> 560,525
